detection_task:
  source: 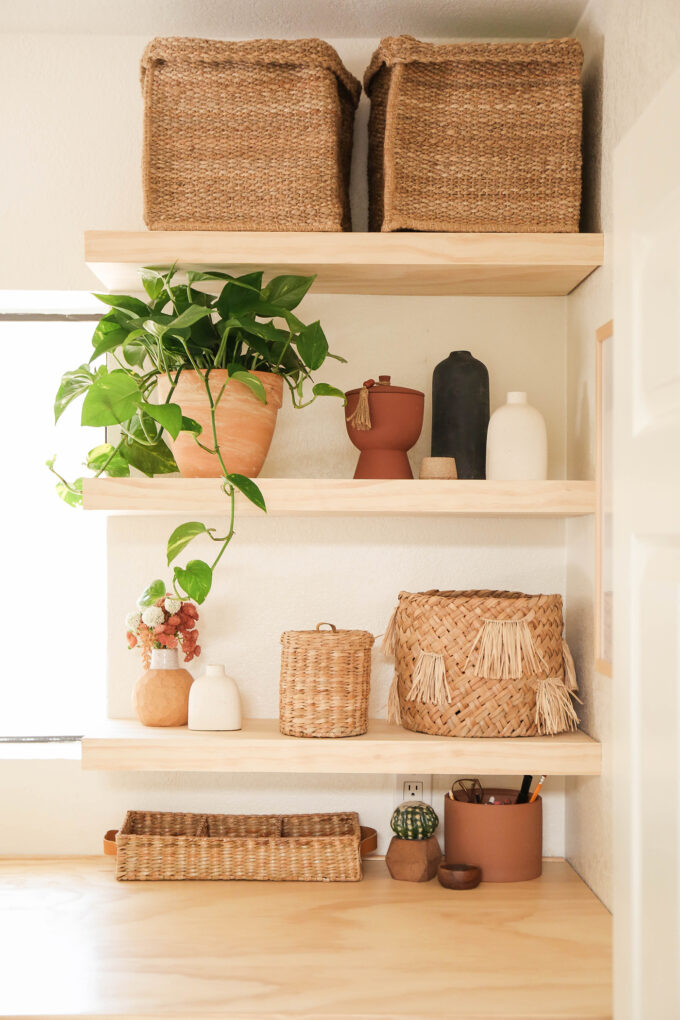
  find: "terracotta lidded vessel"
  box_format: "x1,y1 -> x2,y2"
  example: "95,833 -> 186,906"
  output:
133,647 -> 194,727
345,375 -> 424,479
157,369 -> 283,478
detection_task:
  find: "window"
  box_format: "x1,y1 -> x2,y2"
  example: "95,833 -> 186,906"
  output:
1,319 -> 105,736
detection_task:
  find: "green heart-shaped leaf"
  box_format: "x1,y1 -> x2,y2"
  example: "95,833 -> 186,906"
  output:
140,401 -> 183,440
227,369 -> 267,404
296,320 -> 328,370
227,473 -> 266,512
312,382 -> 346,402
81,369 -> 142,426
167,522 -> 211,565
86,443 -> 130,477
263,274 -> 315,310
174,560 -> 213,604
137,579 -> 166,608
54,365 -> 94,422
55,477 -> 83,507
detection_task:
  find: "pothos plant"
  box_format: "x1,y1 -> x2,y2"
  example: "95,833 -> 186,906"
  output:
50,266 -> 346,608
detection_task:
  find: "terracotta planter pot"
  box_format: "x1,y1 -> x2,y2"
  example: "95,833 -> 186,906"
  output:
133,649 -> 194,727
444,788 -> 542,883
345,375 -> 424,479
157,369 -> 284,478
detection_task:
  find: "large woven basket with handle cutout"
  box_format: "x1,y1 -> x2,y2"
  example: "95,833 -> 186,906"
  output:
383,590 -> 579,738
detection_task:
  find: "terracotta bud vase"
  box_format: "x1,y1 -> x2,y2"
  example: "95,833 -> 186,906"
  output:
157,369 -> 283,478
133,648 -> 194,727
345,375 -> 424,479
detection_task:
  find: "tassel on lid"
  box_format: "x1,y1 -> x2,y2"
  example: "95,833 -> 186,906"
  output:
463,617 -> 548,680
406,651 -> 450,707
535,676 -> 581,735
345,378 -> 374,430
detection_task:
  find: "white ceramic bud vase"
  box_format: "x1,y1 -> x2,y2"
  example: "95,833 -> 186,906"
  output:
188,663 -> 242,731
486,392 -> 547,480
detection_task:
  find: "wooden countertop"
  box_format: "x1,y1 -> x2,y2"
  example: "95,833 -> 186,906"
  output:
0,857 -> 611,1019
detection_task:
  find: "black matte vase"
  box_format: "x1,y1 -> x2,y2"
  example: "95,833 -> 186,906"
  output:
431,351 -> 490,479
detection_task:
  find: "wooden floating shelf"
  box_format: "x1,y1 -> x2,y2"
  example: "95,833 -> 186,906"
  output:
81,719 -> 602,775
0,857 -> 612,1019
82,477 -> 596,517
85,230 -> 604,296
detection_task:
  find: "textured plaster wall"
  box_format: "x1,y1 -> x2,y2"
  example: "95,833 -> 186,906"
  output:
565,0 -> 680,909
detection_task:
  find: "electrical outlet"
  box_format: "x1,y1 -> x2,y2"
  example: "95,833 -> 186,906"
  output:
394,775 -> 432,808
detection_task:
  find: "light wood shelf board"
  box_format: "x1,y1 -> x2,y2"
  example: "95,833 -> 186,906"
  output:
85,230 -> 604,296
0,856 -> 612,1019
82,477 -> 596,517
81,718 -> 602,775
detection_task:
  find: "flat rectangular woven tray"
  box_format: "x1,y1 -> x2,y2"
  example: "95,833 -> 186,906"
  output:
104,810 -> 377,882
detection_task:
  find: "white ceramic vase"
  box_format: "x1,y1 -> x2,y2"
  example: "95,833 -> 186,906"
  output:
188,663 -> 242,731
486,392 -> 547,480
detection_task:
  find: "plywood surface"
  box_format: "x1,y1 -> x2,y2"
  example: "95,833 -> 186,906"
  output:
0,857 -> 611,1019
81,718 -> 602,775
85,230 -> 604,296
82,477 -> 596,517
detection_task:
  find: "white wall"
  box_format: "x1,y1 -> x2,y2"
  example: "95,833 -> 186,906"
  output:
1,29 -> 572,860
565,0 -> 680,908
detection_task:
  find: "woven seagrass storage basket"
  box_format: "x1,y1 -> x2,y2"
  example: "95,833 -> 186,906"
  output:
383,590 -> 579,738
141,37 -> 361,231
106,810 -> 377,881
280,622 -> 374,737
364,36 -> 583,233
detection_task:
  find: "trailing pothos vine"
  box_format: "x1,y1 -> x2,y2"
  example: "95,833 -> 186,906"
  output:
50,265 -> 345,608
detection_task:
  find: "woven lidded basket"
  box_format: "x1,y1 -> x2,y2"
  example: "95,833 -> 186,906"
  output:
111,810 -> 375,881
384,590 -> 580,738
141,37 -> 361,231
280,622 -> 374,737
364,36 -> 583,233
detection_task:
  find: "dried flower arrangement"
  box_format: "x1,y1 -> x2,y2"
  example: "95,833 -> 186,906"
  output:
126,594 -> 200,669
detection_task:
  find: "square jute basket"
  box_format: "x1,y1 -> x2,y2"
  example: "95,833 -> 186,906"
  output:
105,810 -> 377,882
280,622 -> 374,737
364,36 -> 583,233
383,590 -> 580,738
141,37 -> 361,231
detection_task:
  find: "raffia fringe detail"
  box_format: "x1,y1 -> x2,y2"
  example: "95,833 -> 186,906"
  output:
382,605 -> 398,656
406,651 -> 451,707
387,672 -> 401,724
346,385 -> 372,430
562,638 -> 578,691
463,617 -> 548,680
535,676 -> 581,735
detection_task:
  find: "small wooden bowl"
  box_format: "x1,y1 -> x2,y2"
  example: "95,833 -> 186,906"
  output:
419,456 -> 457,480
437,862 -> 481,890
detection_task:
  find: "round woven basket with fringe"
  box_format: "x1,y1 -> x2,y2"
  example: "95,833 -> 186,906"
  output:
383,590 -> 579,738
280,623 -> 374,738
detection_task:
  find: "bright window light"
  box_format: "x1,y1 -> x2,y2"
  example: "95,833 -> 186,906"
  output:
0,320 -> 106,736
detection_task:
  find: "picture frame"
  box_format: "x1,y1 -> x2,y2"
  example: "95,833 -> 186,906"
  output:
595,319 -> 613,677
